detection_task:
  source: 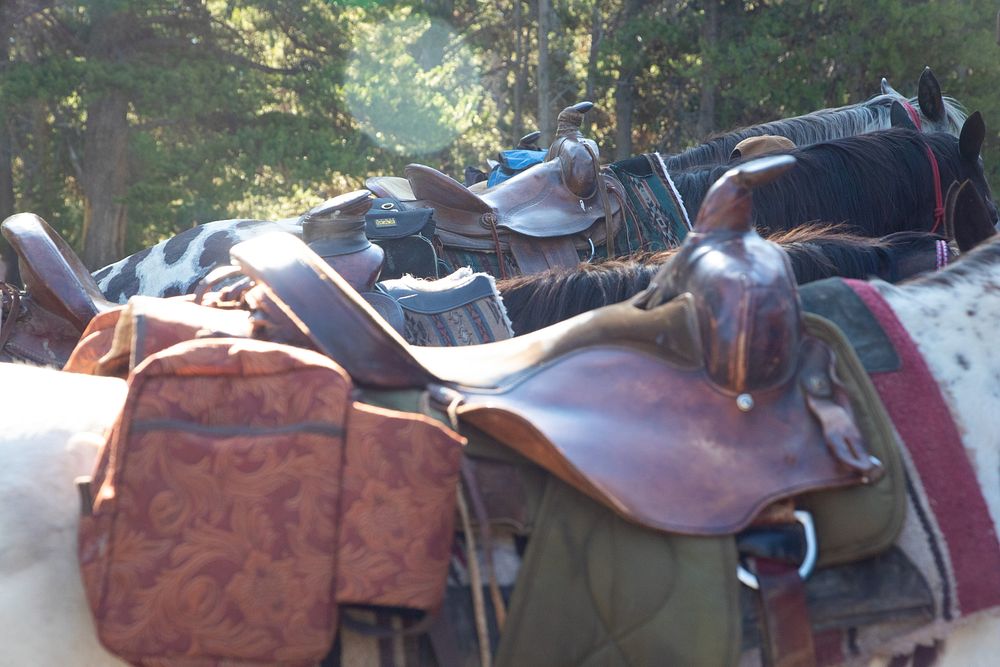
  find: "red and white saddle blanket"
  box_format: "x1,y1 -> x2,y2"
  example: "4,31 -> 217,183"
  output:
754,278 -> 1000,666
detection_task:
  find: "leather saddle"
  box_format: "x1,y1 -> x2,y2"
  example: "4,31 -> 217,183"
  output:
366,102 -> 625,276
0,213 -> 117,365
231,155 -> 882,537
298,190 -> 405,333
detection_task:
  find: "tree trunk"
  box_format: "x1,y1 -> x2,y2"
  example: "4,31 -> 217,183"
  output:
584,0 -> 602,134
0,3 -> 17,282
613,0 -> 643,160
537,0 -> 552,144
696,0 -> 719,139
81,91 -> 129,268
613,76 -> 635,160
81,6 -> 133,269
512,0 -> 524,141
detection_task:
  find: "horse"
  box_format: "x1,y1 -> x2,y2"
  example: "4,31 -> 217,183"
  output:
7,230 -> 1000,666
92,217 -> 301,303
496,227 -> 959,335
663,67 -> 967,170
668,117 -> 996,236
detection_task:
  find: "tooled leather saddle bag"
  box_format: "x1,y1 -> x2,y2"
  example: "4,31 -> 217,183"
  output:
74,298 -> 466,666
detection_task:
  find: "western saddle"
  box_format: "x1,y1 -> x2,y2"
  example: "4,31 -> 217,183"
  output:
0,213 -> 117,365
366,102 -> 626,277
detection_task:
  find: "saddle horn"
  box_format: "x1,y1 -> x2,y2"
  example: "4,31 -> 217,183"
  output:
689,154 -> 796,234
643,155 -> 800,394
544,101 -> 616,254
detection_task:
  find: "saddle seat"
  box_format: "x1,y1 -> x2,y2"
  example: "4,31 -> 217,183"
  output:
297,189 -> 405,333
1,213 -> 117,333
230,156 -> 882,537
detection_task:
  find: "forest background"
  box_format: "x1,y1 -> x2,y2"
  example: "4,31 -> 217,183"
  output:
1,0 -> 998,269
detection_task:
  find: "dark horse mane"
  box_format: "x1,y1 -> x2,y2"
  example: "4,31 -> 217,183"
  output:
498,226 -> 950,335
668,128 -> 994,237
662,93 -> 967,171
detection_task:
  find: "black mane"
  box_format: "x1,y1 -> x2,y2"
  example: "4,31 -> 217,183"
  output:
667,129 -> 992,238
499,227 -> 948,335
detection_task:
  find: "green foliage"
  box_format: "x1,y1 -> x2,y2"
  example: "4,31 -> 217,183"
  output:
1,0 -> 998,261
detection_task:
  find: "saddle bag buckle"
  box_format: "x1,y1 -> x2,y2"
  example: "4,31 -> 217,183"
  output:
737,510 -> 817,590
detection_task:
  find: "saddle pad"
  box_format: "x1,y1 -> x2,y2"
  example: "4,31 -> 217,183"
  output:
795,313 -> 906,567
494,475 -> 741,667
379,268 -> 513,346
77,338 -> 465,666
841,280 -> 1000,619
606,153 -> 691,252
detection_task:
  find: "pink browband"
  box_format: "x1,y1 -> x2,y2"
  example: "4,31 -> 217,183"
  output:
900,100 -> 946,235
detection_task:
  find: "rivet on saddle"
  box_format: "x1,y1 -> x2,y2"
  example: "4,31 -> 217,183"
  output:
230,155 -> 882,538
368,102 -> 625,276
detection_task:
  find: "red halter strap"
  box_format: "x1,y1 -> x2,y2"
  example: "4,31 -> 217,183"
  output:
900,101 -> 946,234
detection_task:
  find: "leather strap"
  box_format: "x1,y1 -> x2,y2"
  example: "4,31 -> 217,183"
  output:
900,100 -> 945,235
753,557 -> 817,667
508,234 -> 581,274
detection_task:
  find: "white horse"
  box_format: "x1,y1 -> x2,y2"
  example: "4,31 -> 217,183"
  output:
7,238 -> 1000,666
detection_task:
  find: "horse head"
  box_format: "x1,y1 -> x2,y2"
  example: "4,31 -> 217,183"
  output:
943,179 -> 999,253
954,112 -> 999,227
881,67 -> 966,135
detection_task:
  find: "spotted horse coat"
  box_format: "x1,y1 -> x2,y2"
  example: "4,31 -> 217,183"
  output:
93,217 -> 302,303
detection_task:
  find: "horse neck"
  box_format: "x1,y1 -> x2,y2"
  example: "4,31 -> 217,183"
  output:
663,98 -> 890,171
877,244 -> 1000,528
499,261 -> 662,334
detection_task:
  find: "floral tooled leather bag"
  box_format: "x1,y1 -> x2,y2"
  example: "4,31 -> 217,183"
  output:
77,336 -> 465,667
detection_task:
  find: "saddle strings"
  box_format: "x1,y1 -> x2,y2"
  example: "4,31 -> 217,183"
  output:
583,142 -> 618,259
455,482 -> 493,667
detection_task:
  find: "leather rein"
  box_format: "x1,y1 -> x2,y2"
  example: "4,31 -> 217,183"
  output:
900,100 -> 946,234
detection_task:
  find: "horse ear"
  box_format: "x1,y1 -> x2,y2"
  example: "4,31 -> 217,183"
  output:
890,100 -> 918,130
881,77 -> 901,97
959,111 -> 986,161
918,66 -> 945,122
949,179 -> 997,251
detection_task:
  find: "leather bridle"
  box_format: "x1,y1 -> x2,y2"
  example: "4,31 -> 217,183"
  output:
900,100 -> 946,234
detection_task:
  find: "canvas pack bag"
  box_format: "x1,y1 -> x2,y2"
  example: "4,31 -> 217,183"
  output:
76,335 -> 465,666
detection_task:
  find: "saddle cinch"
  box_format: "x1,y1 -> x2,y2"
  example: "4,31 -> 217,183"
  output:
366,101 -> 626,278
229,156 -> 901,666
